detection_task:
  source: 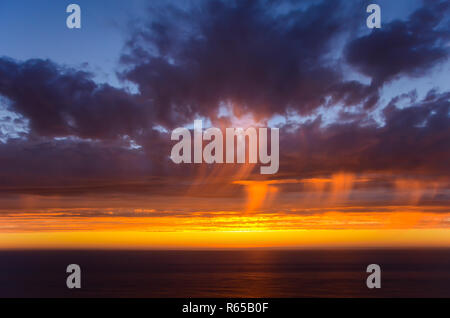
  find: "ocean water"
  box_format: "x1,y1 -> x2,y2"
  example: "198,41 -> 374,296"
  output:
0,249 -> 449,298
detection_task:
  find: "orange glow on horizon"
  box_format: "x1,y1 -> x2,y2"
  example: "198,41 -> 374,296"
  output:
2,229 -> 450,249
1,172 -> 449,249
1,206 -> 450,249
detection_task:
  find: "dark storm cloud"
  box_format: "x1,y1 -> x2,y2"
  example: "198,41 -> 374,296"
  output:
121,0 -> 376,127
0,0 -> 449,196
279,90 -> 450,177
345,0 -> 450,88
0,58 -> 150,139
0,89 -> 447,196
0,137 -> 147,187
2,0 -> 448,134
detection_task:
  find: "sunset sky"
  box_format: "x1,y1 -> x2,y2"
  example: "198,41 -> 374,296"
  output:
0,0 -> 449,249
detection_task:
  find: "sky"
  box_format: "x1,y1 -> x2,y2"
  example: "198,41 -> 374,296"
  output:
0,0 -> 449,249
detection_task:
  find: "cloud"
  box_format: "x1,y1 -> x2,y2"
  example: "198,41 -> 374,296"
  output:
345,0 -> 449,88
0,58 -> 150,139
0,0 -> 448,198
120,0 -> 375,126
278,91 -> 450,177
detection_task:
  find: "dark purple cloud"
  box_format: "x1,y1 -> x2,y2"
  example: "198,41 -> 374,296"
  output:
0,0 -> 448,196
345,0 -> 449,88
0,58 -> 150,139
278,90 -> 450,177
121,0 -> 375,126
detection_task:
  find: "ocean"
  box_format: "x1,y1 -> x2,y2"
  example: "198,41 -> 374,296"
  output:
1,249 -> 449,297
